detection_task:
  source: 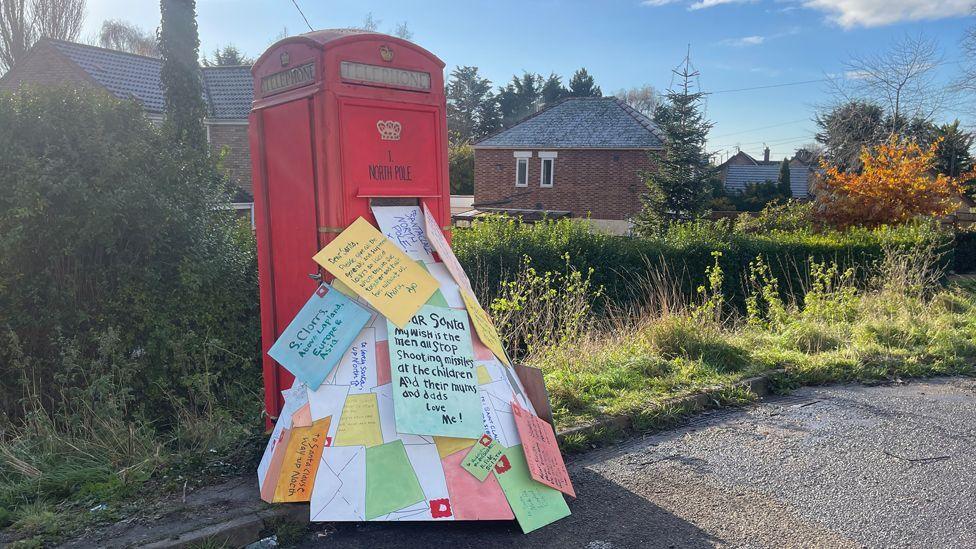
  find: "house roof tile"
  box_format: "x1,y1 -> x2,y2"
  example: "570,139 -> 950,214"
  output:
46,39 -> 252,119
725,163 -> 811,197
474,97 -> 664,150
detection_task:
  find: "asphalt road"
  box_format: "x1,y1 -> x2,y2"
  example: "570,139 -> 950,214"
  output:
300,377 -> 976,549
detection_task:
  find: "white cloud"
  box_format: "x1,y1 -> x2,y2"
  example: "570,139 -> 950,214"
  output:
843,69 -> 871,80
689,0 -> 756,10
640,0 -> 681,5
721,35 -> 767,46
802,0 -> 974,28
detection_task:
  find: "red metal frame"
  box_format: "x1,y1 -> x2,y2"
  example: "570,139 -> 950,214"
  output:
249,31 -> 449,428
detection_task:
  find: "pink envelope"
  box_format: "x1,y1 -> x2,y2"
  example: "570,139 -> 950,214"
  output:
442,448 -> 514,520
376,341 -> 391,386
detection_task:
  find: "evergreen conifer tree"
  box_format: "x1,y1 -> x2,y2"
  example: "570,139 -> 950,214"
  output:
778,158 -> 792,198
634,52 -> 714,233
160,0 -> 207,150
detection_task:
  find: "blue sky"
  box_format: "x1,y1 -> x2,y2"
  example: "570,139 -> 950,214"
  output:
82,1 -> 975,160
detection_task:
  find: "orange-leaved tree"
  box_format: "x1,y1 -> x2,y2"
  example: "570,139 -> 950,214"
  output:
815,136 -> 974,228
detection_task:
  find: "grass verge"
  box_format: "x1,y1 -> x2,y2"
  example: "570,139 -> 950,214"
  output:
519,246 -> 976,447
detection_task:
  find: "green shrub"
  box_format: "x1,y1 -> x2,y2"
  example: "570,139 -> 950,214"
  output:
0,87 -> 259,426
453,214 -> 950,313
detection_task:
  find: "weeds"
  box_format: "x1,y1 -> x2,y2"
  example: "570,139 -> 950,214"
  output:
504,244 -> 976,436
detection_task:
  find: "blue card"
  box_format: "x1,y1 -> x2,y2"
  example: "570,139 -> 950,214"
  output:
268,284 -> 373,390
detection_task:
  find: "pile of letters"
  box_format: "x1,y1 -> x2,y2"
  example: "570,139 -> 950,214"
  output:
257,205 -> 574,533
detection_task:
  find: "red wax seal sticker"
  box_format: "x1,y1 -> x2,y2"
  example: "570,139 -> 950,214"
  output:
479,434 -> 493,447
494,455 -> 511,474
315,285 -> 329,297
430,498 -> 452,518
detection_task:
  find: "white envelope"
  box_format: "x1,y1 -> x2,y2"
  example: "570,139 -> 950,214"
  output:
310,446 -> 366,522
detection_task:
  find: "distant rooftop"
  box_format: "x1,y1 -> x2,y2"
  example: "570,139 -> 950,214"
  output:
474,96 -> 664,150
724,163 -> 811,197
45,39 -> 252,119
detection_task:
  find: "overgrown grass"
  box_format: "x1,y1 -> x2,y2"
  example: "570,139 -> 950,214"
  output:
0,333 -> 264,547
500,242 -> 976,433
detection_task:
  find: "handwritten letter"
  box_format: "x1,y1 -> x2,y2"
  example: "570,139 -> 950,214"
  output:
388,305 -> 483,438
512,402 -> 575,497
461,434 -> 506,482
461,290 -> 511,367
273,417 -> 331,503
334,393 -> 384,448
313,217 -> 438,327
372,206 -> 436,262
267,285 -> 372,390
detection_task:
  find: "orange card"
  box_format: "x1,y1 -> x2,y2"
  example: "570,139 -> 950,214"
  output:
511,401 -> 575,497
273,417 -> 332,502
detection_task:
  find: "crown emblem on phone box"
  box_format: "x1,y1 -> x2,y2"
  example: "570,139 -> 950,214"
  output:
376,120 -> 402,141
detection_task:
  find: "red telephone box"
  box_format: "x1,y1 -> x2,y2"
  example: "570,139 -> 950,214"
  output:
249,30 -> 450,423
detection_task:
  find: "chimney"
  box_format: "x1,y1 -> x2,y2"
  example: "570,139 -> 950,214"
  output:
763,146 -> 770,163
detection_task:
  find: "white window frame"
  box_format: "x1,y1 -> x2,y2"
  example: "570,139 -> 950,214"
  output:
514,151 -> 532,187
539,151 -> 557,188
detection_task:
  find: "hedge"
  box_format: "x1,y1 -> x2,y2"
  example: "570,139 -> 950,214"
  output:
955,230 -> 976,274
0,87 -> 259,425
453,216 -> 952,310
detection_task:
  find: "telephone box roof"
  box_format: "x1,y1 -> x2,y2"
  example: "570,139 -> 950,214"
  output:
253,29 -> 445,71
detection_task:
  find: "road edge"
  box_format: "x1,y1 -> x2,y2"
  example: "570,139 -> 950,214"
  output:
105,369 -> 784,549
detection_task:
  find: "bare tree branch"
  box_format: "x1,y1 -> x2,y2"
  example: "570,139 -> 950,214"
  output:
31,0 -> 84,42
99,19 -> 159,57
838,34 -> 945,134
0,0 -> 85,74
0,0 -> 35,73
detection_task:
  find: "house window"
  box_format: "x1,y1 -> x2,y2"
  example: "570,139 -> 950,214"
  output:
539,152 -> 557,188
514,151 -> 531,187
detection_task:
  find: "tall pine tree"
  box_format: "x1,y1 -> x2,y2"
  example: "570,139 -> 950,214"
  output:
497,72 -> 541,128
160,0 -> 207,150
568,68 -> 601,97
635,52 -> 714,233
777,158 -> 792,197
446,66 -> 497,146
541,73 -> 568,106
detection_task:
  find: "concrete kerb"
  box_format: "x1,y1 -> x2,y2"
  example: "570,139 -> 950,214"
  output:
135,370 -> 782,549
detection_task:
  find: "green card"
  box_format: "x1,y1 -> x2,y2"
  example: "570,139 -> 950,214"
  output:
420,261 -> 450,307
365,440 -> 425,519
494,445 -> 571,533
461,434 -> 505,482
426,288 -> 449,308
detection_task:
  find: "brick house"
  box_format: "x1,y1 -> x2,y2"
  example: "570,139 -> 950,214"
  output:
0,39 -> 254,205
471,97 -> 663,234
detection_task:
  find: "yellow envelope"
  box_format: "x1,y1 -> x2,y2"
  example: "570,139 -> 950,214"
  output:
334,393 -> 384,448
461,290 -> 511,367
313,217 -> 437,328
